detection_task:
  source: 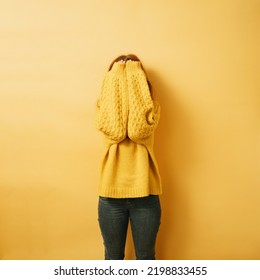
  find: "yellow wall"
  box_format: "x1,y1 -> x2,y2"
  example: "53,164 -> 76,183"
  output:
0,0 -> 259,259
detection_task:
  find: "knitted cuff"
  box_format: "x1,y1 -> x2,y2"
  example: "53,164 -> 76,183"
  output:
109,61 -> 125,73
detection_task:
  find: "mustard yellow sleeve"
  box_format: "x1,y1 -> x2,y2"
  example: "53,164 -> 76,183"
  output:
96,63 -> 128,142
126,61 -> 160,142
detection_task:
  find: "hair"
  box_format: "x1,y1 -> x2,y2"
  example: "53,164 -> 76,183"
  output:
108,54 -> 153,97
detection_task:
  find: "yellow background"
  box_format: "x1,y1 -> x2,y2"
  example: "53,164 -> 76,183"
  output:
0,0 -> 259,259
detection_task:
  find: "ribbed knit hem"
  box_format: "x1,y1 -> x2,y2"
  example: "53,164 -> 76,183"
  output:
98,186 -> 162,199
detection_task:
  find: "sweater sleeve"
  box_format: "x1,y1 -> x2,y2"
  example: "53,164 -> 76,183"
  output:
96,63 -> 128,142
126,61 -> 160,142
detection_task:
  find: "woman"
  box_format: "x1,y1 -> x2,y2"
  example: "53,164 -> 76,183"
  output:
96,54 -> 162,260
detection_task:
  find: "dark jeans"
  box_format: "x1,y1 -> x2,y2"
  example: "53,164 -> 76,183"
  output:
98,195 -> 161,260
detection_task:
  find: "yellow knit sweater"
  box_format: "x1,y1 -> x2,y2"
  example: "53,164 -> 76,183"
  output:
96,61 -> 162,198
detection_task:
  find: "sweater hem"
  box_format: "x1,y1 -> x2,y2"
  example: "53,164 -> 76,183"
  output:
98,189 -> 162,199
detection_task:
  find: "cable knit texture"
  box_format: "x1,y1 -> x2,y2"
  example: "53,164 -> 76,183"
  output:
96,61 -> 162,198
126,61 -> 160,141
96,63 -> 127,142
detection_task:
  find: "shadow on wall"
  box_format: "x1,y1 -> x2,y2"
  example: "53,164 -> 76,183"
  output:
148,69 -> 197,260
